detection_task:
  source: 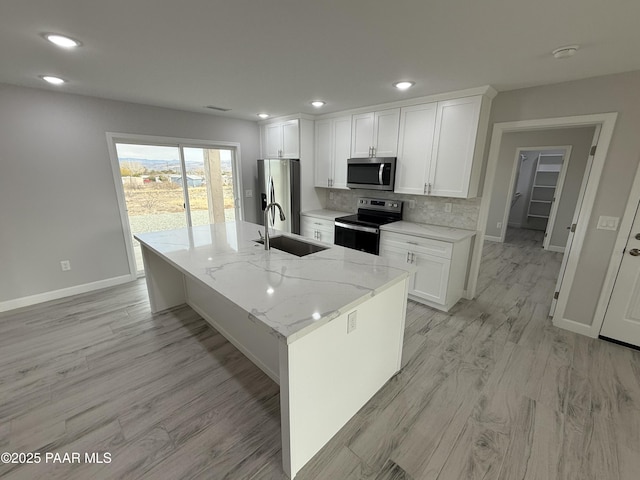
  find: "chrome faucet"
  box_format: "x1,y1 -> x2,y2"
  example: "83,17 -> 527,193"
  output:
263,202 -> 286,250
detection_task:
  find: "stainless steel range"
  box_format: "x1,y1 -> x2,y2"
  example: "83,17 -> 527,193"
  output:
334,197 -> 403,255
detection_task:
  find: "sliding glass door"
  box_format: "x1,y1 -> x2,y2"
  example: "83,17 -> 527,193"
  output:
113,140 -> 242,275
183,147 -> 239,226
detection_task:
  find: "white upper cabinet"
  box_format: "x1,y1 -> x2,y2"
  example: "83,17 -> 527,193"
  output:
374,109 -> 401,157
351,113 -> 374,157
314,120 -> 332,187
281,121 -> 299,158
332,116 -> 351,188
261,119 -> 299,158
350,108 -> 399,158
394,103 -> 437,195
394,95 -> 485,198
314,116 -> 351,188
429,96 -> 482,198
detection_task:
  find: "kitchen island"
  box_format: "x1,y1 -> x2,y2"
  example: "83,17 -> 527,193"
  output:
135,221 -> 412,478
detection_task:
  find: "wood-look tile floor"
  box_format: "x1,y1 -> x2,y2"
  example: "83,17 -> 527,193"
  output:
2,227 -> 639,479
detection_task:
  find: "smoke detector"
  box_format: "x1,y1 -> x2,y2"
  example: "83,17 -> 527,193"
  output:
552,45 -> 579,59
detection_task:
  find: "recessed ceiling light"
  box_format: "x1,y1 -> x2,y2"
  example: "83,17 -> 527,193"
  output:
311,100 -> 325,108
40,75 -> 66,85
257,113 -> 270,119
43,33 -> 81,48
393,81 -> 415,90
552,45 -> 579,59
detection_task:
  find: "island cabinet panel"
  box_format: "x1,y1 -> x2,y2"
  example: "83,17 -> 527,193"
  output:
185,276 -> 280,383
141,247 -> 186,313
279,278 -> 408,478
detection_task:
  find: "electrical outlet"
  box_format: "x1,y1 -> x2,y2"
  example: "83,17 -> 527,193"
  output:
408,199 -> 416,209
444,202 -> 452,213
347,311 -> 357,333
497,222 -> 502,229
60,260 -> 71,271
245,189 -> 252,197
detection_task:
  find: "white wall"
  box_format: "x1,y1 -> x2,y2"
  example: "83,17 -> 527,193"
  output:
0,83 -> 260,305
484,70 -> 640,327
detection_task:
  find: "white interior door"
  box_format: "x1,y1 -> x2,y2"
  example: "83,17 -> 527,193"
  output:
550,127 -> 600,315
541,149 -> 572,250
600,202 -> 640,347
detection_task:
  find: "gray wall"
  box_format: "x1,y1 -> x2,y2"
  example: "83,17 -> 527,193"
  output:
486,129 -> 594,246
485,70 -> 640,327
0,83 -> 260,303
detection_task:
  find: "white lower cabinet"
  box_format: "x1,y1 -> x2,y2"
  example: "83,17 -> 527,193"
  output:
380,231 -> 471,311
301,215 -> 335,244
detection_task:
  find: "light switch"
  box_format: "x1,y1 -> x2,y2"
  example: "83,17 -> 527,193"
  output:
245,189 -> 253,197
597,216 -> 619,231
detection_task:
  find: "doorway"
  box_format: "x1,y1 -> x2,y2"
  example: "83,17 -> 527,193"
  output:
469,113 -> 618,337
107,134 -> 243,276
506,146 -> 572,251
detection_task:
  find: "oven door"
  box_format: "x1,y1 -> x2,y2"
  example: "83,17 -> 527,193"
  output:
334,221 -> 380,255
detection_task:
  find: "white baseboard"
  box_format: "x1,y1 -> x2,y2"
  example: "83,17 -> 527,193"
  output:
546,245 -> 566,253
0,274 -> 135,313
483,235 -> 502,243
552,316 -> 597,338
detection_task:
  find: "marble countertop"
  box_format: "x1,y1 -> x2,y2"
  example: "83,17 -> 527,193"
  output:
301,209 -> 350,221
135,222 -> 412,343
381,221 -> 476,243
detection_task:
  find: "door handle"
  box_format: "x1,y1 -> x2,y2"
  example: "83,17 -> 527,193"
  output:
630,249 -> 640,256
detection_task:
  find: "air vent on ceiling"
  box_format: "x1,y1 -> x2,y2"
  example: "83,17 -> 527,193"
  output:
205,105 -> 231,112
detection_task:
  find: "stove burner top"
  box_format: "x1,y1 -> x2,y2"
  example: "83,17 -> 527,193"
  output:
335,213 -> 399,229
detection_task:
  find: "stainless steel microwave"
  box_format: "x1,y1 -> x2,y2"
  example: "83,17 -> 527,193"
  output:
346,157 -> 396,191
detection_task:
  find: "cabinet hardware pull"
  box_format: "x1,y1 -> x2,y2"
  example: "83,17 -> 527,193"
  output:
406,252 -> 411,263
428,183 -> 432,194
411,253 -> 416,263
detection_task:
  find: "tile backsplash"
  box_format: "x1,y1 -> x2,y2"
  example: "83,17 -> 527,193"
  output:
323,189 -> 481,231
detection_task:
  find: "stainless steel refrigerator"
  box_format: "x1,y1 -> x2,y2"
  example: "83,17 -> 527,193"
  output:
257,158 -> 301,234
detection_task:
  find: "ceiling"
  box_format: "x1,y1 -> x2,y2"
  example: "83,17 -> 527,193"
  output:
2,0 -> 640,121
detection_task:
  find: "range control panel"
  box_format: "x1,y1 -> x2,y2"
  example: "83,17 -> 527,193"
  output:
357,197 -> 403,214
